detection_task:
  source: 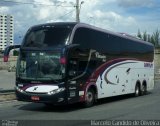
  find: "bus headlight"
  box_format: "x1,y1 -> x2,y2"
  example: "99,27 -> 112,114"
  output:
16,86 -> 24,93
48,87 -> 65,95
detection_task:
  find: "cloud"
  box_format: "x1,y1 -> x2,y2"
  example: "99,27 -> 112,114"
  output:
0,1 -> 17,7
0,0 -> 159,44
0,0 -> 76,44
0,6 -> 10,14
117,0 -> 156,8
83,10 -> 136,32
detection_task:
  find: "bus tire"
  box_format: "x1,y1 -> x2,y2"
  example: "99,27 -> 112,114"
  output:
83,89 -> 95,107
135,84 -> 140,97
141,83 -> 147,95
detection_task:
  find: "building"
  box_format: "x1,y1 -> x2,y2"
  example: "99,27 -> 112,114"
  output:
0,14 -> 14,51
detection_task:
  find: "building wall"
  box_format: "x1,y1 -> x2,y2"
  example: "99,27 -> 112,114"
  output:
0,14 -> 14,51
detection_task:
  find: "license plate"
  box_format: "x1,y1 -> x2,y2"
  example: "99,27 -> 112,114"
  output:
31,96 -> 40,101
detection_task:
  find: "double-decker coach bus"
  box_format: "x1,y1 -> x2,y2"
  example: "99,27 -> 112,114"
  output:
4,22 -> 154,107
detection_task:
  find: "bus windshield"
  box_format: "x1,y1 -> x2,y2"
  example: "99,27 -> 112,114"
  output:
17,51 -> 65,81
23,26 -> 72,47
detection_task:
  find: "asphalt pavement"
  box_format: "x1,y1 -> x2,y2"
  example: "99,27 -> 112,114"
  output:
0,80 -> 159,126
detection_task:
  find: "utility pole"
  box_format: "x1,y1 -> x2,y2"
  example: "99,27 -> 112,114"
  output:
76,0 -> 80,22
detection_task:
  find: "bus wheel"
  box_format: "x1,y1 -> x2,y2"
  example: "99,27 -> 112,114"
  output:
83,89 -> 95,107
135,84 -> 140,97
141,84 -> 147,95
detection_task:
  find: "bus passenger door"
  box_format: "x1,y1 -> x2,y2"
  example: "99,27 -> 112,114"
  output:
66,48 -> 89,104
67,57 -> 79,104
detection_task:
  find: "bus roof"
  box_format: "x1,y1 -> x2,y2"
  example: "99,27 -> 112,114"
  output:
73,23 -> 153,47
28,22 -> 154,48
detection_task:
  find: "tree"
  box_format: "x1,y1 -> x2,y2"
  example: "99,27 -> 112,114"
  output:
143,31 -> 147,41
151,35 -> 155,45
147,34 -> 151,42
13,50 -> 19,56
137,29 -> 160,47
153,29 -> 160,47
137,29 -> 142,39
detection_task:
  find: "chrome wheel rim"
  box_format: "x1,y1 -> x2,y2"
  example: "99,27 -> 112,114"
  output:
135,86 -> 139,96
86,91 -> 93,102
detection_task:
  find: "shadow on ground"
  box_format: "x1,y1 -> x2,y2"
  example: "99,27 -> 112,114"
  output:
18,93 -> 151,113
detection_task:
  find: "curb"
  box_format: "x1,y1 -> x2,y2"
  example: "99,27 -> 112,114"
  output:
155,77 -> 160,80
0,92 -> 16,102
0,89 -> 16,102
0,89 -> 14,94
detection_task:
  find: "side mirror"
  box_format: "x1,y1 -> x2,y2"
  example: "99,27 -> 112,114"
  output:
3,55 -> 9,62
3,45 -> 20,62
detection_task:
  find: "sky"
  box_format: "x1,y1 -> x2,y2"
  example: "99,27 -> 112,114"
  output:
0,0 -> 160,44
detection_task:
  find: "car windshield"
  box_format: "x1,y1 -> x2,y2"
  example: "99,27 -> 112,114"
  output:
23,26 -> 72,47
17,51 -> 65,81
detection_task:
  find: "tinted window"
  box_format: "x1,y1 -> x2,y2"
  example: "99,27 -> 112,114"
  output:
23,27 -> 72,47
72,27 -> 153,61
72,28 -> 90,49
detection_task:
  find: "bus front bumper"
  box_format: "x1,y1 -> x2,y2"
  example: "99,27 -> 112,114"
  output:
15,89 -> 67,105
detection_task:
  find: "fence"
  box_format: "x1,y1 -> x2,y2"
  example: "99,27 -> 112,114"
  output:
155,49 -> 160,78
